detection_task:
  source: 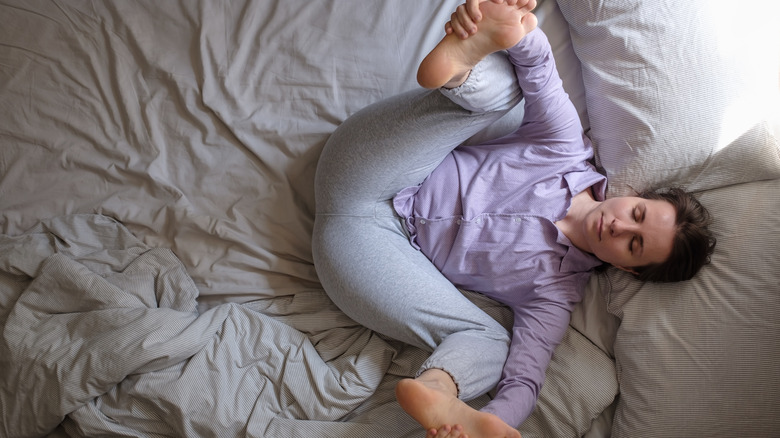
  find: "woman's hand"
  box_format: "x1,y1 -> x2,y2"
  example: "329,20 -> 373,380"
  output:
445,0 -> 526,39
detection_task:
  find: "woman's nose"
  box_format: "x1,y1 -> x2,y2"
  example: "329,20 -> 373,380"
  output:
610,218 -> 638,236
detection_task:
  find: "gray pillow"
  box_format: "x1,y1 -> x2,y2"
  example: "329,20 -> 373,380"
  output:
601,179 -> 780,437
556,0 -> 780,436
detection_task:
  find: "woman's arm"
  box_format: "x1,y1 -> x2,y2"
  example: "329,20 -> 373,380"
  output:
482,282 -> 579,427
505,27 -> 584,146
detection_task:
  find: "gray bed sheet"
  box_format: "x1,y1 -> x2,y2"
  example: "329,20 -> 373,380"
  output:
0,1 -> 617,436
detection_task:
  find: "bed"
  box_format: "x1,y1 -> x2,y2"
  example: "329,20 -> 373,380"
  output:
1,0 -> 778,437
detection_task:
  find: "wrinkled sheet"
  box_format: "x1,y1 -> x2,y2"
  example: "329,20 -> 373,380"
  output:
0,3 -> 458,434
1,215 -> 422,437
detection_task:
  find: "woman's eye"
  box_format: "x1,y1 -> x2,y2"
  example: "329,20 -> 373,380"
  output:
629,237 -> 635,253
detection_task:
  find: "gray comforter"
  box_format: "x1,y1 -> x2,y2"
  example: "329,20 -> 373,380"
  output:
0,215 -> 420,437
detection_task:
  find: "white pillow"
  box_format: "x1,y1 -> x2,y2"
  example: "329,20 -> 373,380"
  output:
557,0 -> 780,197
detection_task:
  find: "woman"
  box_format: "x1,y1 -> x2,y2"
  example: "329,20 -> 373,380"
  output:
312,1 -> 715,437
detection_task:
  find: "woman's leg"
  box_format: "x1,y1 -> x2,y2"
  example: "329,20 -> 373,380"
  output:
312,50 -> 519,395
313,2 -> 534,436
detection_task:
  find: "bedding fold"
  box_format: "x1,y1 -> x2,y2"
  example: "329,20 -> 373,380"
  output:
0,215 -> 396,437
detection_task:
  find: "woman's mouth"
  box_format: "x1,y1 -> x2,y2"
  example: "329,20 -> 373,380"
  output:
598,214 -> 603,241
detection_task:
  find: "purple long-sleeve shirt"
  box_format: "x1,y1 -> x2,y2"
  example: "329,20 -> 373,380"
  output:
393,29 -> 607,427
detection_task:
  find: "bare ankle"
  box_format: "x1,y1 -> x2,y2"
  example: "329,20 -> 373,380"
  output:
443,70 -> 471,89
416,368 -> 459,396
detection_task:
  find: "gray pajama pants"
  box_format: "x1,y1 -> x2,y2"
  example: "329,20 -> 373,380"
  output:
312,52 -> 523,400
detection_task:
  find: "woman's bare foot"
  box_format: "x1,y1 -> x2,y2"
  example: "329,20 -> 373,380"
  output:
426,424 -> 467,438
417,1 -> 538,89
396,370 -> 521,438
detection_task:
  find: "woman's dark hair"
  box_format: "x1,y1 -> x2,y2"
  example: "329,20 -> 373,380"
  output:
630,187 -> 716,283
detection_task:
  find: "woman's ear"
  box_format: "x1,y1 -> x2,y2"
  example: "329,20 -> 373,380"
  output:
615,265 -> 639,275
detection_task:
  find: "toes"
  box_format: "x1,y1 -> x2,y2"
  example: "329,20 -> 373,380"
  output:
521,12 -> 538,33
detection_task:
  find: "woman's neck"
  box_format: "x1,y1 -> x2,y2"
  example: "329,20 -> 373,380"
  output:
555,188 -> 597,253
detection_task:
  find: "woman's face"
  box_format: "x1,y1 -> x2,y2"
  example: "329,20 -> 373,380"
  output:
582,196 -> 677,272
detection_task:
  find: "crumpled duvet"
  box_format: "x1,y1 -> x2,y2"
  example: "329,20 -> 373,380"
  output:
0,215 -> 416,437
